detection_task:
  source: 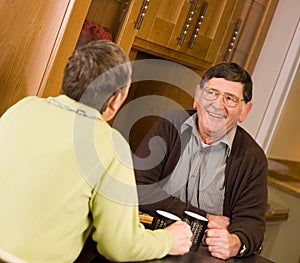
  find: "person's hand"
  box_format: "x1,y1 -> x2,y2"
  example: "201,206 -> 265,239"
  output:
205,229 -> 241,259
206,214 -> 230,229
165,221 -> 193,255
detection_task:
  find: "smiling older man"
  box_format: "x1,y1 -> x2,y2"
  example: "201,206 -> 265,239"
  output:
134,62 -> 268,260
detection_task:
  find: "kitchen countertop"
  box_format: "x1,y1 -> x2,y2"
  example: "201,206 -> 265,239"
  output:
76,238 -> 274,263
267,158 -> 300,199
265,200 -> 289,222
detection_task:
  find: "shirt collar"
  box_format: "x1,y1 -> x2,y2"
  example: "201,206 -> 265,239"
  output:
181,112 -> 236,156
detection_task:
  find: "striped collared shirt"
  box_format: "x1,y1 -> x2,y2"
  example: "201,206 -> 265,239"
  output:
163,113 -> 236,215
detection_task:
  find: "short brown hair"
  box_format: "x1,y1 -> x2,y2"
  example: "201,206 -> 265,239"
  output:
61,40 -> 132,112
200,62 -> 252,103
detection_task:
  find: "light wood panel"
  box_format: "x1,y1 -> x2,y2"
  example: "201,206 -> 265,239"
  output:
0,0 -> 90,115
40,0 -> 91,98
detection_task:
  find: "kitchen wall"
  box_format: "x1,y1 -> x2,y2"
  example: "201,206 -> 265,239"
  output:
268,65 -> 300,162
241,2 -> 300,262
240,0 -> 300,155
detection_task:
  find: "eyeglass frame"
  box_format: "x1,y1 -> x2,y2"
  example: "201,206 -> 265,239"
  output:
201,86 -> 245,108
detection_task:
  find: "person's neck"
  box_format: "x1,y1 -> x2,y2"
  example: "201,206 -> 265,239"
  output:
198,130 -> 222,145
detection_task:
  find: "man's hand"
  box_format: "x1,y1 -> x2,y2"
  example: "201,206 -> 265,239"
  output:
205,228 -> 241,259
206,214 -> 230,229
165,221 -> 193,256
204,214 -> 240,259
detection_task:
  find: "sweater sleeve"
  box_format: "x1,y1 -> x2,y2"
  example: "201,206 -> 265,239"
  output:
90,128 -> 173,262
90,190 -> 173,262
224,128 -> 268,257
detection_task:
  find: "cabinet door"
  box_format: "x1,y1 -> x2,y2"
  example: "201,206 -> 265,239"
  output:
0,0 -> 90,115
213,0 -> 278,73
131,0 -> 239,69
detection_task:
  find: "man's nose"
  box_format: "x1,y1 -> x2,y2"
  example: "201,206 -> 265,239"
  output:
215,94 -> 226,106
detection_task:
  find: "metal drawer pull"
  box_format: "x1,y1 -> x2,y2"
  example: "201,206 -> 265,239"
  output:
189,1 -> 208,49
135,0 -> 151,30
224,18 -> 242,61
177,0 -> 198,46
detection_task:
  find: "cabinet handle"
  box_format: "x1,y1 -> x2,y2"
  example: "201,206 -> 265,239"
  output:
224,19 -> 242,61
119,0 -> 131,24
177,0 -> 198,46
135,0 -> 151,30
188,1 -> 208,49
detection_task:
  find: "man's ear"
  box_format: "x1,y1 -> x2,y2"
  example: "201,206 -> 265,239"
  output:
101,92 -> 124,122
238,101 -> 252,123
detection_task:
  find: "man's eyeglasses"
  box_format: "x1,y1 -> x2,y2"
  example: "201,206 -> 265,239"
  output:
201,87 -> 244,108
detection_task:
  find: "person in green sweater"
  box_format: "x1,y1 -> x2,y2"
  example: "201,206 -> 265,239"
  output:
0,40 -> 192,263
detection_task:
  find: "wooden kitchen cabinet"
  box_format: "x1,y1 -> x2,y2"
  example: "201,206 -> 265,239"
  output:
130,0 -> 239,70
117,0 -> 278,73
0,0 -> 126,115
43,0 -> 126,98
0,0 -> 277,115
0,0 -> 91,115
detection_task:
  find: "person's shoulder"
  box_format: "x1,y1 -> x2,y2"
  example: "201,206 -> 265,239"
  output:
235,126 -> 266,157
96,122 -> 131,153
235,126 -> 258,144
94,122 -> 133,168
13,96 -> 40,106
1,96 -> 41,118
16,96 -> 49,110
